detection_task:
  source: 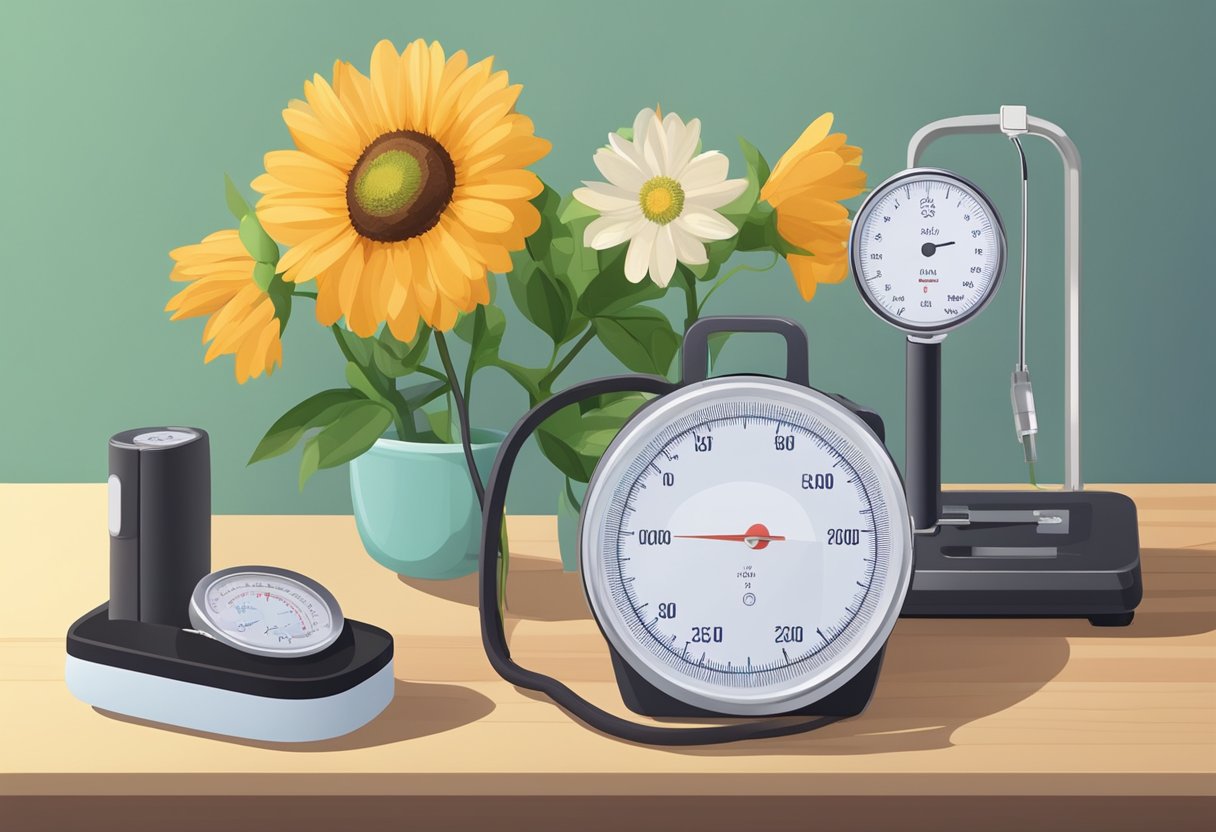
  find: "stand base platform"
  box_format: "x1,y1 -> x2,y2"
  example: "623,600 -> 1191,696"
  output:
904,491 -> 1142,626
608,646 -> 886,718
65,604 -> 394,742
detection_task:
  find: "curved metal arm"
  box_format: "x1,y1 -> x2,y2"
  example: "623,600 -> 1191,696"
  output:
907,110 -> 1082,491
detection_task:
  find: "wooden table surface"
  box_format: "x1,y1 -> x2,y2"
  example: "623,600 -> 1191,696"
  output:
1,483 -> 1213,831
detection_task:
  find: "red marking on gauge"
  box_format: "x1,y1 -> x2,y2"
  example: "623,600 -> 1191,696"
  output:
674,523 -> 785,550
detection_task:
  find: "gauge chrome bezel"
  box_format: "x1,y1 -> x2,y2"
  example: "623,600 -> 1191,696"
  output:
850,167 -> 1007,336
188,565 -> 345,658
578,377 -> 913,715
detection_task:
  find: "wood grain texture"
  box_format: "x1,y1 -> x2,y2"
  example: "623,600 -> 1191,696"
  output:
0,484 -> 1212,824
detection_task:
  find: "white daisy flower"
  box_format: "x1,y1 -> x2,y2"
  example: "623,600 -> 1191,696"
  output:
573,107 -> 748,288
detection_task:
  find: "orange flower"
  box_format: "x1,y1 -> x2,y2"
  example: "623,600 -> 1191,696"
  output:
253,39 -> 550,339
166,230 -> 283,383
761,113 -> 866,300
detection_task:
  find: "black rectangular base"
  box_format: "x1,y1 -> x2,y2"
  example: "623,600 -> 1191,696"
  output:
67,603 -> 394,698
608,646 -> 886,718
903,491 -> 1142,626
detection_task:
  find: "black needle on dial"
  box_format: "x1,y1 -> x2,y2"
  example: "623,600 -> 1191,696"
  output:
921,241 -> 956,257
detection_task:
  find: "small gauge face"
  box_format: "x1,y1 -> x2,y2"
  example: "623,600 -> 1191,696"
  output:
189,567 -> 343,657
851,168 -> 1006,334
580,379 -> 912,716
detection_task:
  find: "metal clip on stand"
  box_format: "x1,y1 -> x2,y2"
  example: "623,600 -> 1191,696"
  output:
902,108 -> 1142,626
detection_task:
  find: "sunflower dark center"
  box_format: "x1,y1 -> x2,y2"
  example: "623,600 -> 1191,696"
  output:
346,131 -> 455,242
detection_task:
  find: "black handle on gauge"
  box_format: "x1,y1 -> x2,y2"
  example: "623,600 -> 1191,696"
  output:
681,316 -> 810,385
479,372 -> 843,745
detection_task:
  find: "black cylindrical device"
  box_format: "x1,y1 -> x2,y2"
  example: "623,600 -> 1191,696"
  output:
906,339 -> 943,531
108,427 -> 211,626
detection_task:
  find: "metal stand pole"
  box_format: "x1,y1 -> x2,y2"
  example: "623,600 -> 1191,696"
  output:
906,337 -> 942,531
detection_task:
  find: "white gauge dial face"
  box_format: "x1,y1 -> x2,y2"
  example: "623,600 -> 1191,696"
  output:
191,569 -> 342,657
580,379 -> 912,715
852,169 -> 1005,333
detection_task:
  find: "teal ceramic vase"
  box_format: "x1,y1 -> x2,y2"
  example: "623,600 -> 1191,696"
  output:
350,429 -> 504,579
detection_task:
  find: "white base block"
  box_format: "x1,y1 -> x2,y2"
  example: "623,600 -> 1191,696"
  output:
65,655 -> 394,742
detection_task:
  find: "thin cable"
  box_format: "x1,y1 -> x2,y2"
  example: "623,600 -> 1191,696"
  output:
1011,136 -> 1029,371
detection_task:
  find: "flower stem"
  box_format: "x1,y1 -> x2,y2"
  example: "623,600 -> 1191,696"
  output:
433,330 -> 484,504
540,327 -> 596,390
680,269 -> 699,334
697,252 -> 780,315
435,329 -> 511,613
292,289 -> 318,299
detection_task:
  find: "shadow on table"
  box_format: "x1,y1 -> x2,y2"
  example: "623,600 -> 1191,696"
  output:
96,679 -> 494,751
400,553 -> 591,621
1100,546 -> 1216,638
660,548 -> 1216,757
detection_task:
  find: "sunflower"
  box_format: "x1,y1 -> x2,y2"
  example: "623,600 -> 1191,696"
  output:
166,230 -> 284,383
760,113 -> 866,300
252,39 -> 550,341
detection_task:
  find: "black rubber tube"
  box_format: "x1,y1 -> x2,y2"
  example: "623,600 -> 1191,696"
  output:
478,374 -> 844,745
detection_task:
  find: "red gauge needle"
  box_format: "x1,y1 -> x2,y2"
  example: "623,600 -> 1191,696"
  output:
674,523 -> 786,550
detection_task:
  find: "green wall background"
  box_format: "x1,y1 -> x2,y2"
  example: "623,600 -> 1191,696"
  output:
1,0 -> 1212,514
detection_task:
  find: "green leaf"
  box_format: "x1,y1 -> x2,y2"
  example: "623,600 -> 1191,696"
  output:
718,137 -> 767,229
523,184 -> 564,267
224,174 -> 251,221
536,392 -> 651,483
248,388 -> 366,464
267,275 -> 293,333
399,379 -> 447,410
298,400 -> 394,488
373,328 -> 430,378
577,248 -> 665,318
491,359 -> 545,403
425,408 -> 455,444
239,212 -> 279,265
555,196 -> 601,298
558,195 -> 599,225
509,262 -> 573,345
335,326 -> 374,366
454,302 -> 507,370
345,361 -> 388,404
593,307 -> 680,375
689,236 -> 740,282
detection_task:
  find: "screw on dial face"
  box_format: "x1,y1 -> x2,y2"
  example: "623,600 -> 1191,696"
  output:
850,168 -> 1006,335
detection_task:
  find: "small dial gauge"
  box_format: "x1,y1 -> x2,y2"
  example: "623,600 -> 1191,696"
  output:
579,378 -> 912,716
851,168 -> 1006,334
189,566 -> 344,657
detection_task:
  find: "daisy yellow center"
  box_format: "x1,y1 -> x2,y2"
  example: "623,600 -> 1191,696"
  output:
638,176 -> 685,225
346,130 -> 456,243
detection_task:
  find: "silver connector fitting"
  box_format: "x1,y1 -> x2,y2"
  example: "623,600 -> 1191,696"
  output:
1011,367 -> 1038,463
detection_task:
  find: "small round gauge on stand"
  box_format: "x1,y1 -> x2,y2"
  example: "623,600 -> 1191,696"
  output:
189,566 -> 344,658
850,168 -> 1007,528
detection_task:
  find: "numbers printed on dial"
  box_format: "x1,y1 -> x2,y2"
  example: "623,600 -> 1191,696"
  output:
855,172 -> 1002,330
605,405 -> 881,682
827,528 -> 862,545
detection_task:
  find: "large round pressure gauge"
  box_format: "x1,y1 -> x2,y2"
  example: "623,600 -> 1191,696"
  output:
579,378 -> 913,716
851,168 -> 1006,335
